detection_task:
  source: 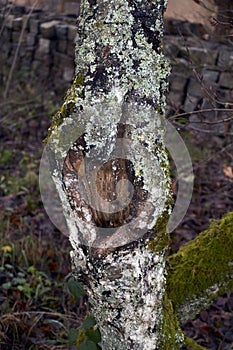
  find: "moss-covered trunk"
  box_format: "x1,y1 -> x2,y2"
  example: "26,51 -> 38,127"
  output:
44,0 -> 233,349
167,211 -> 233,324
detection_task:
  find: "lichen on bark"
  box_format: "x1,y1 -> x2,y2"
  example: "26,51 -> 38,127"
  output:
46,0 -> 183,349
44,1 -> 233,349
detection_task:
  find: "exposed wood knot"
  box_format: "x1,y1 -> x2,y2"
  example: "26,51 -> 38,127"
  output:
62,124 -> 146,231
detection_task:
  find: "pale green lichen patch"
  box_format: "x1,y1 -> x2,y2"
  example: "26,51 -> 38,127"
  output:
166,212 -> 233,322
74,0 -> 170,108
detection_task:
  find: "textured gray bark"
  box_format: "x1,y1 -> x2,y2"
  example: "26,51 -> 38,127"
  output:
47,1 -> 184,349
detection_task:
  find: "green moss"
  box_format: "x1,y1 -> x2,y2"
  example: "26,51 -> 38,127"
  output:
184,336 -> 208,350
160,296 -> 208,349
76,328 -> 85,347
166,211 -> 233,310
160,293 -> 184,349
149,145 -> 173,253
148,209 -> 171,253
45,74 -> 84,142
0,150 -> 14,164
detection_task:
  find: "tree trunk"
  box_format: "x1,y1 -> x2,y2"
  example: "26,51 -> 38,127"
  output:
44,0 -> 233,349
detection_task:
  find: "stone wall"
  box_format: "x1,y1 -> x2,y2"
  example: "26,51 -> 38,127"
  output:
0,3 -> 233,135
10,0 -> 80,15
0,4 -> 77,96
165,21 -> 233,135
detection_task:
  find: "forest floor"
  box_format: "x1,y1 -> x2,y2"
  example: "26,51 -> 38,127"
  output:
0,2 -> 233,350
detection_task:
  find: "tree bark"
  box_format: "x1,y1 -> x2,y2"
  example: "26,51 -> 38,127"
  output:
47,1 -> 179,349
45,1 -> 233,349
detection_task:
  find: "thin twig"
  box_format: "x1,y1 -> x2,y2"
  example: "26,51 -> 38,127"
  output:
198,142 -> 233,166
169,108 -> 233,124
193,68 -> 233,107
172,120 -> 233,135
3,1 -> 39,99
0,98 -> 38,107
0,310 -> 81,321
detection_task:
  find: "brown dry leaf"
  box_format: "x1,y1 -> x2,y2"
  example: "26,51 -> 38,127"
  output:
223,166 -> 233,179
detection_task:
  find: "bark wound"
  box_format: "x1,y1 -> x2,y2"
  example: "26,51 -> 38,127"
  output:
62,122 -> 149,252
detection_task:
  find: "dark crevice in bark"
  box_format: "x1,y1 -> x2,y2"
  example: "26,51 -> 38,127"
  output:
128,0 -> 161,51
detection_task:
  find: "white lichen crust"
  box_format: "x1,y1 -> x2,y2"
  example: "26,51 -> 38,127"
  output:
74,0 -> 170,107
71,244 -> 167,350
